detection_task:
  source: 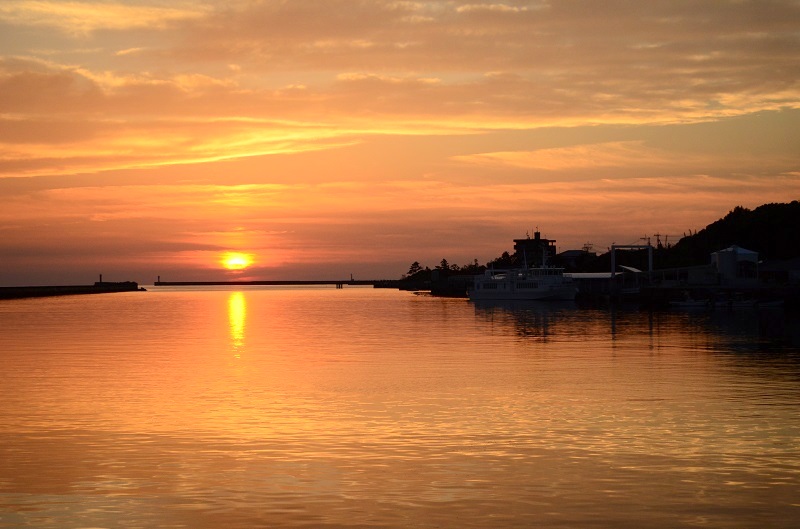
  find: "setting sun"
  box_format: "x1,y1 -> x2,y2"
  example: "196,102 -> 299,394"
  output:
221,252 -> 254,270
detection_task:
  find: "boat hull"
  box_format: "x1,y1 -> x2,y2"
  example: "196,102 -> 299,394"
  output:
469,283 -> 577,301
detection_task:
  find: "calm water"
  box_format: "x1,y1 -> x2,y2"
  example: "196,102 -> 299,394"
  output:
1,287 -> 798,528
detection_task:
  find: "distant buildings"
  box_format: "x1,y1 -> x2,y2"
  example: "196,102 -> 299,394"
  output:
557,248 -> 597,270
760,257 -> 800,286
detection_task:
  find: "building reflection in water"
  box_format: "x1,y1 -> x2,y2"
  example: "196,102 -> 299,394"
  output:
472,299 -> 798,350
228,292 -> 246,357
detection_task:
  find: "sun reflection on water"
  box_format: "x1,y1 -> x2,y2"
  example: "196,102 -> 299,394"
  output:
228,292 -> 246,356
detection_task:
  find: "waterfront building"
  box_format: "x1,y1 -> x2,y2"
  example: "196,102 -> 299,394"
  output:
513,231 -> 557,267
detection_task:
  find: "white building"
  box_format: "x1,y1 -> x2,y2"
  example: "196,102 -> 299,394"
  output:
711,245 -> 759,285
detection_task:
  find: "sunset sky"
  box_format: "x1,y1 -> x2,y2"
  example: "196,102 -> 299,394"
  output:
1,0 -> 798,284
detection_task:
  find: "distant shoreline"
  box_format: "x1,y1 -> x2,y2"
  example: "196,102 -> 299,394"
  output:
154,280 -> 398,287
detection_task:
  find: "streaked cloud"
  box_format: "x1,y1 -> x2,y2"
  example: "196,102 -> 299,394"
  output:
449,140 -> 799,175
0,1 -> 209,34
452,142 -> 672,171
115,47 -> 147,57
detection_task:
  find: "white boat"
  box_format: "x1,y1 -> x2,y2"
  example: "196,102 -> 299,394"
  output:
469,267 -> 577,301
669,299 -> 712,310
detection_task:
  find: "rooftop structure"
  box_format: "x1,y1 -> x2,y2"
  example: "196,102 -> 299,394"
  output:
514,231 -> 557,267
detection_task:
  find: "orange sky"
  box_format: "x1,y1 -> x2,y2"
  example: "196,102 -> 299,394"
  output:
1,1 -> 798,284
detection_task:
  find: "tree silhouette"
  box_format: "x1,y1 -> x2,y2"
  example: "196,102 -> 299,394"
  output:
407,261 -> 423,276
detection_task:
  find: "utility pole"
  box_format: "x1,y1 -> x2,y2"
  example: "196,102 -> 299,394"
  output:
653,233 -> 663,248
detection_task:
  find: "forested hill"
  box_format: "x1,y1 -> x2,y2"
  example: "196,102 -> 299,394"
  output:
666,201 -> 800,266
401,201 -> 800,279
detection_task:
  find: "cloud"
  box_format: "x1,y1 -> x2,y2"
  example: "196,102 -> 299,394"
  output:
448,140 -> 791,175
451,142 -> 670,171
456,4 -> 524,13
115,47 -> 146,57
5,173 -> 798,240
2,0 -> 799,178
0,1 -> 208,35
1,164 -> 798,283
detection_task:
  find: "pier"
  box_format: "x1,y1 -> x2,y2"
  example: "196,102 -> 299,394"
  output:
0,281 -> 144,300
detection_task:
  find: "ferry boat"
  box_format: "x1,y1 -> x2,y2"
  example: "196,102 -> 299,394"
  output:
469,267 -> 577,301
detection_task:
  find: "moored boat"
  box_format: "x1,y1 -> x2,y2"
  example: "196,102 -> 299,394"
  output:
469,267 -> 577,301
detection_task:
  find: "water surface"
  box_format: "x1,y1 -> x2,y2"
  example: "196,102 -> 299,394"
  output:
1,288 -> 798,528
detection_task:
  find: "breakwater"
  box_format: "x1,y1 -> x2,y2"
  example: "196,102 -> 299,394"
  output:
0,281 -> 144,300
154,280 -> 400,288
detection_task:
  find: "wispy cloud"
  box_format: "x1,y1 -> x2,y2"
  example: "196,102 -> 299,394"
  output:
452,142 -> 672,171
0,1 -> 208,34
449,141 -> 789,174
2,0 -> 799,177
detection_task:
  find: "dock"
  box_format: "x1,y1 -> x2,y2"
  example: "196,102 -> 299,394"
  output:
0,281 -> 145,300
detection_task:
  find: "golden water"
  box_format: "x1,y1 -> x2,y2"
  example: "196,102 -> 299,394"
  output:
1,288 -> 798,528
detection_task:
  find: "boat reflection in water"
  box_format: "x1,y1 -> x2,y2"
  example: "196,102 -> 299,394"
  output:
472,297 -> 800,348
471,300 -> 579,341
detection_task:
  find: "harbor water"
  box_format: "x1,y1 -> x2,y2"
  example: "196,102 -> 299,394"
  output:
1,287 -> 798,528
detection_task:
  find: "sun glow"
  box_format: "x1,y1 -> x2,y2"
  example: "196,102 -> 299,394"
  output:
221,252 -> 254,270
